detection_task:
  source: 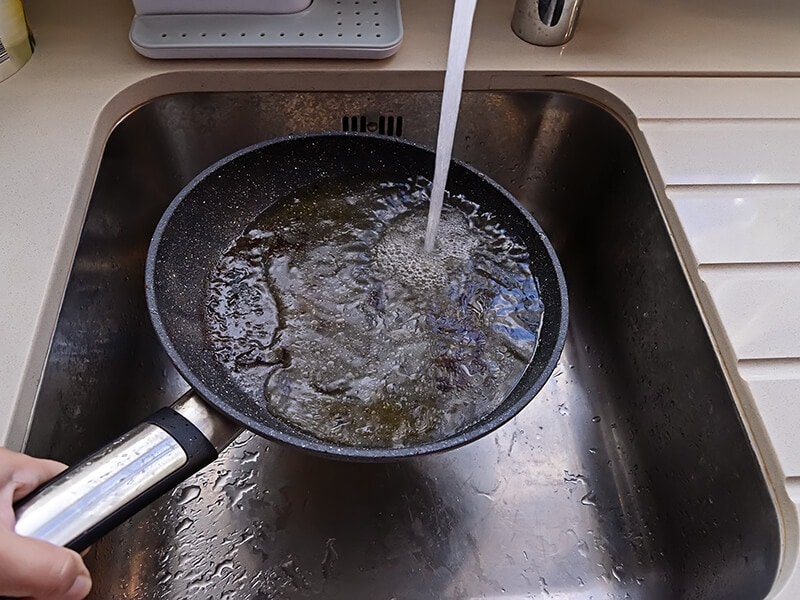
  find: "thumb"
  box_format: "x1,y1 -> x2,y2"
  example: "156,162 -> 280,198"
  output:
0,529 -> 92,600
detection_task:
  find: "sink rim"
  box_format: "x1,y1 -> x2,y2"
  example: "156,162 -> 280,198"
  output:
16,83 -> 791,598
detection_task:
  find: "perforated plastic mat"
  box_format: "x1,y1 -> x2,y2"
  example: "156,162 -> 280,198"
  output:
130,0 -> 402,59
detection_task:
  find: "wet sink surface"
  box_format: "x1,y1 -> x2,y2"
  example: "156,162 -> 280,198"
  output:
25,91 -> 779,599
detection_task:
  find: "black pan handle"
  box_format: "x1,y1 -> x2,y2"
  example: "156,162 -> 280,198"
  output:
12,391 -> 242,552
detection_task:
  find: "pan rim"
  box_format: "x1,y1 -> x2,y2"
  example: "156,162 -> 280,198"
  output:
145,131 -> 568,461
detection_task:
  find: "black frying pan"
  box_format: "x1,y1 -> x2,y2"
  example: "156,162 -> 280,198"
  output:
13,133 -> 568,552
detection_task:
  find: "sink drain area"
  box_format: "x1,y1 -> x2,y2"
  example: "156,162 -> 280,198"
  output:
341,113 -> 403,136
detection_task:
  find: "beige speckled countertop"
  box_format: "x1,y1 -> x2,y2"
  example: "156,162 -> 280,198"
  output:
3,0 -> 800,595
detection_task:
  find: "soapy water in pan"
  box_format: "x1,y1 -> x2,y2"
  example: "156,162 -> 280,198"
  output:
205,176 -> 544,448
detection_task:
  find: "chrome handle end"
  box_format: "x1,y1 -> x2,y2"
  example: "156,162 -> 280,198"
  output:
512,0 -> 583,47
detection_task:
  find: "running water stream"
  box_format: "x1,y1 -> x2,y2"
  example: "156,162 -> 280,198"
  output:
203,1 -> 546,448
423,0 -> 479,253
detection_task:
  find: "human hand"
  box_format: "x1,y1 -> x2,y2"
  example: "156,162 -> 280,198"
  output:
0,447 -> 92,600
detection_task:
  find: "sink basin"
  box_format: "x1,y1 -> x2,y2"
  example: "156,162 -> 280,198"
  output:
24,90 -> 780,599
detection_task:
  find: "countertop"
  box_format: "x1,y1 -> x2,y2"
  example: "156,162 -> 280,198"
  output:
3,0 -> 800,596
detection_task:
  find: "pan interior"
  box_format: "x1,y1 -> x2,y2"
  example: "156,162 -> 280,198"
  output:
203,174 -> 546,448
147,134 -> 566,457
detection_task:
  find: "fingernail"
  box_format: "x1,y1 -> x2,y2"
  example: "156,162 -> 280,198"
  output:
68,574 -> 92,599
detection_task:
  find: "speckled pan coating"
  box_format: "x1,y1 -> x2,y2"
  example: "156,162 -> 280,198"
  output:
145,132 -> 568,461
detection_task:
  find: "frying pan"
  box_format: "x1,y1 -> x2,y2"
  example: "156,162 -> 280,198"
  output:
12,132 -> 568,552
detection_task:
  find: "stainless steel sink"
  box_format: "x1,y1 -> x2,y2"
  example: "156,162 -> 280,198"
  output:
23,91 -> 780,599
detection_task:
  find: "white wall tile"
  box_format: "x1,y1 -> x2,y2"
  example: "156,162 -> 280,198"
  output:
589,78 -> 800,120
641,121 -> 800,185
669,185 -> 800,264
742,374 -> 800,477
700,266 -> 800,359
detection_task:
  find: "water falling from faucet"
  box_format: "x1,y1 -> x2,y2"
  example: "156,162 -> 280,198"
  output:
423,0 -> 478,253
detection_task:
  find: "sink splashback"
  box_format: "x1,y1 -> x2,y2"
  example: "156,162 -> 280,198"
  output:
24,91 -> 780,599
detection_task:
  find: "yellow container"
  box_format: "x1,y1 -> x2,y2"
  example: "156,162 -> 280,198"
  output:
0,0 -> 34,82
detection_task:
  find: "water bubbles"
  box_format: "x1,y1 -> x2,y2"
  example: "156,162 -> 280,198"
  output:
373,208 -> 478,291
592,415 -> 602,423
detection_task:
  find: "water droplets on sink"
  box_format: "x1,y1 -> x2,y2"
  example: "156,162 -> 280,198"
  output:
176,485 -> 201,505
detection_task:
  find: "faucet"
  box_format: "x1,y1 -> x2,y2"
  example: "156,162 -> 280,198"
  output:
511,0 -> 583,46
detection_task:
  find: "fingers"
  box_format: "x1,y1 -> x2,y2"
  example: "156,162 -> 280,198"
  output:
0,528 -> 91,600
0,447 -> 67,529
0,447 -> 66,501
0,449 -> 90,599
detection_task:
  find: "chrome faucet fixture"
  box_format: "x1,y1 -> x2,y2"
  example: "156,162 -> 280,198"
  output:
511,0 -> 583,46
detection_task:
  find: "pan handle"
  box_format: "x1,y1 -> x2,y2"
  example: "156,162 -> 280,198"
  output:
12,391 -> 243,552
